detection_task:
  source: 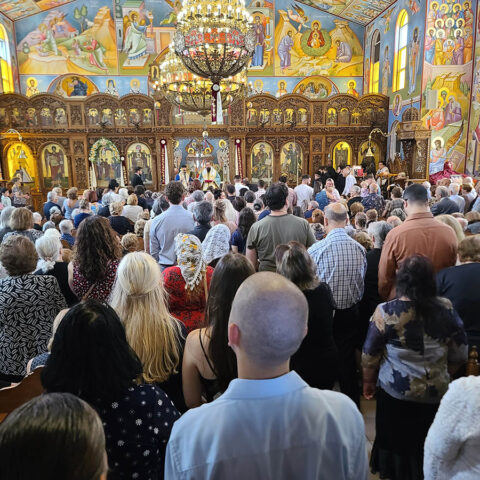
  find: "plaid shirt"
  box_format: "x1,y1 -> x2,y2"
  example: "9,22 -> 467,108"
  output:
308,228 -> 367,310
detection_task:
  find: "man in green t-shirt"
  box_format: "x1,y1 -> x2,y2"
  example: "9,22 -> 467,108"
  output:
246,183 -> 316,272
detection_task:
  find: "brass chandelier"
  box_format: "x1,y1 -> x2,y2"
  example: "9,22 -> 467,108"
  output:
152,50 -> 246,117
173,0 -> 255,84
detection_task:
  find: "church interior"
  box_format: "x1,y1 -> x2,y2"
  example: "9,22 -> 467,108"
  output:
0,0 -> 476,204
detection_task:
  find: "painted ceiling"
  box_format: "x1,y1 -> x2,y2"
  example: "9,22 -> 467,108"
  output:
296,0 -> 396,25
0,0 -> 397,25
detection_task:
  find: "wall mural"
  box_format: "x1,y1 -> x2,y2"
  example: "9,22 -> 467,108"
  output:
42,143 -> 69,188
0,12 -> 20,93
0,0 -> 74,21
421,0 -> 476,174
274,0 -> 364,77
364,0 -> 426,162
465,11 -> 480,175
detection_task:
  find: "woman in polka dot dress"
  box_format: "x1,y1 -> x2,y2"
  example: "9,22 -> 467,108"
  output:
42,300 -> 179,479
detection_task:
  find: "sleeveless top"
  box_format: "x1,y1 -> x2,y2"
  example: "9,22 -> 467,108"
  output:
72,259 -> 120,302
198,330 -> 220,403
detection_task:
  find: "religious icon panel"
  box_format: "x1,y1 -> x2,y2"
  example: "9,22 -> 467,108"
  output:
332,141 -> 351,168
6,142 -> 36,185
251,142 -> 274,185
126,143 -> 153,185
89,138 -> 122,188
42,143 -> 69,189
280,142 -> 303,185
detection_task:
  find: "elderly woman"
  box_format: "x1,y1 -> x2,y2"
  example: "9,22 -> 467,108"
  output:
435,214 -> 465,244
310,209 -> 326,241
3,207 -> 42,244
122,194 -> 143,223
0,206 -> 14,243
163,234 -> 214,332
108,201 -> 134,236
275,241 -> 338,389
68,216 -> 122,302
0,235 -> 67,382
363,255 -> 468,480
73,199 -> 92,229
34,235 -> 77,307
202,224 -> 231,267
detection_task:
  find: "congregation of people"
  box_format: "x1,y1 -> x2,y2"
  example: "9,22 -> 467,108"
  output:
0,164 -> 480,480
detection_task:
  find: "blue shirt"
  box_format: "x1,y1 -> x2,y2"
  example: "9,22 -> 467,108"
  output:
150,204 -> 195,266
308,228 -> 367,309
165,371 -> 367,480
60,233 -> 75,247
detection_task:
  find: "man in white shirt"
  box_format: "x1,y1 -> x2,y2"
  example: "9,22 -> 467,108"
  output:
233,175 -> 243,195
255,179 -> 266,199
165,272 -> 367,480
294,174 -> 314,210
342,166 -> 357,196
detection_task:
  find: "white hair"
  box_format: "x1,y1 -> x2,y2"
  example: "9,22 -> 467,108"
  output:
118,188 -> 129,200
36,235 -> 61,273
59,219 -> 73,234
449,183 -> 460,195
368,221 -> 393,248
44,228 -> 61,239
32,212 -> 42,224
422,181 -> 431,189
47,191 -> 57,202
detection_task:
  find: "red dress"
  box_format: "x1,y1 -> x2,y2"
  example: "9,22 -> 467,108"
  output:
72,260 -> 120,302
163,266 -> 214,333
430,161 -> 466,185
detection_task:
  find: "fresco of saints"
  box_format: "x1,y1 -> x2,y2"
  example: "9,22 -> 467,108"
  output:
425,100 -> 445,131
382,46 -> 390,95
429,138 -> 446,174
347,81 -> 359,97
452,29 -> 464,65
307,21 -> 324,49
278,31 -> 294,71
252,143 -> 272,181
83,37 -> 108,72
68,77 -> 88,96
282,143 -> 301,175
38,23 -> 58,56
26,78 -> 39,97
276,81 -> 288,98
434,29 -> 445,65
444,95 -> 462,125
45,145 -> 65,183
251,16 -> 265,67
335,40 -> 352,62
424,29 -> 436,64
408,28 -> 420,94
123,11 -> 150,64
105,79 -> 119,96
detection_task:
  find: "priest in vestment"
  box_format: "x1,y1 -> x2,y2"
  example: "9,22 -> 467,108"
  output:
199,161 -> 221,191
175,165 -> 192,189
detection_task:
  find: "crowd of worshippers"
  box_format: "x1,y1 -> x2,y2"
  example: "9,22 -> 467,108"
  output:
0,169 -> 479,480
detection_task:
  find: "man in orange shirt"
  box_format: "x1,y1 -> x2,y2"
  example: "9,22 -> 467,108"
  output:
378,184 -> 457,300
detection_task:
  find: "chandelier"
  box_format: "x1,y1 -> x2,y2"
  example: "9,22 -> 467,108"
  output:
152,50 -> 246,119
173,0 -> 255,84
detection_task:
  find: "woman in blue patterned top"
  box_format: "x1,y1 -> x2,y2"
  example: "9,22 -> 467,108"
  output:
362,255 -> 467,480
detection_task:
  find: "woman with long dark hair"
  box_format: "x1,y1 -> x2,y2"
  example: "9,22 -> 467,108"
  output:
231,207 -> 256,254
68,216 -> 122,302
275,241 -> 338,389
42,300 -> 179,479
182,253 -> 254,408
362,255 -> 468,480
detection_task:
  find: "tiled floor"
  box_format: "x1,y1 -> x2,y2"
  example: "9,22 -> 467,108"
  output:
361,397 -> 381,480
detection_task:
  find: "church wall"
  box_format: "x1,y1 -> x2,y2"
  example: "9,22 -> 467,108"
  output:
465,12 -> 480,175
420,0 -> 477,175
0,11 -> 20,93
13,0 -> 365,101
363,0 -> 426,163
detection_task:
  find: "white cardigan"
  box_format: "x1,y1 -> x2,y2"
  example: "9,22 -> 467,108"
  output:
424,376 -> 480,479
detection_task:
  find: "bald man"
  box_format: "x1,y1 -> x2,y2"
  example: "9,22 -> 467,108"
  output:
308,203 -> 367,406
165,272 -> 367,480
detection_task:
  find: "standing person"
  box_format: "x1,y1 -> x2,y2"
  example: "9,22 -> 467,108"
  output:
163,234 -> 213,332
165,272 -> 367,480
68,216 -> 122,302
275,242 -> 338,389
0,393 -> 108,480
436,235 -> 480,350
63,188 -> 79,220
308,203 -> 366,406
0,188 -> 11,207
363,256 -> 467,480
255,179 -> 266,198
279,175 -> 297,208
182,254 -> 254,408
231,207 -> 256,254
342,166 -> 357,196
246,183 -> 315,272
294,175 -> 313,211
150,182 -> 194,270
379,184 -> 457,300
41,300 -> 179,480
0,236 -> 67,382
199,161 -> 221,191
131,166 -> 144,187
110,252 -> 187,412
12,178 -> 28,208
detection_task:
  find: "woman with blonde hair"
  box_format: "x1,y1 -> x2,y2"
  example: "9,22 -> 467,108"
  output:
110,252 -> 186,411
3,207 -> 42,244
212,199 -> 237,234
435,214 -> 465,244
122,194 -> 143,223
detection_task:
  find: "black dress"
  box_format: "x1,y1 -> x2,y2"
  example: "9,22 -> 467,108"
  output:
291,283 -> 339,389
34,262 -> 78,307
108,215 -> 134,236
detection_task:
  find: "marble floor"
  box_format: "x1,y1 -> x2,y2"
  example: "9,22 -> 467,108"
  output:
361,397 -> 380,480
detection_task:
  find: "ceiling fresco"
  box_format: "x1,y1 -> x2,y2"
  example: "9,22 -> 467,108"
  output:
298,0 -> 398,25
